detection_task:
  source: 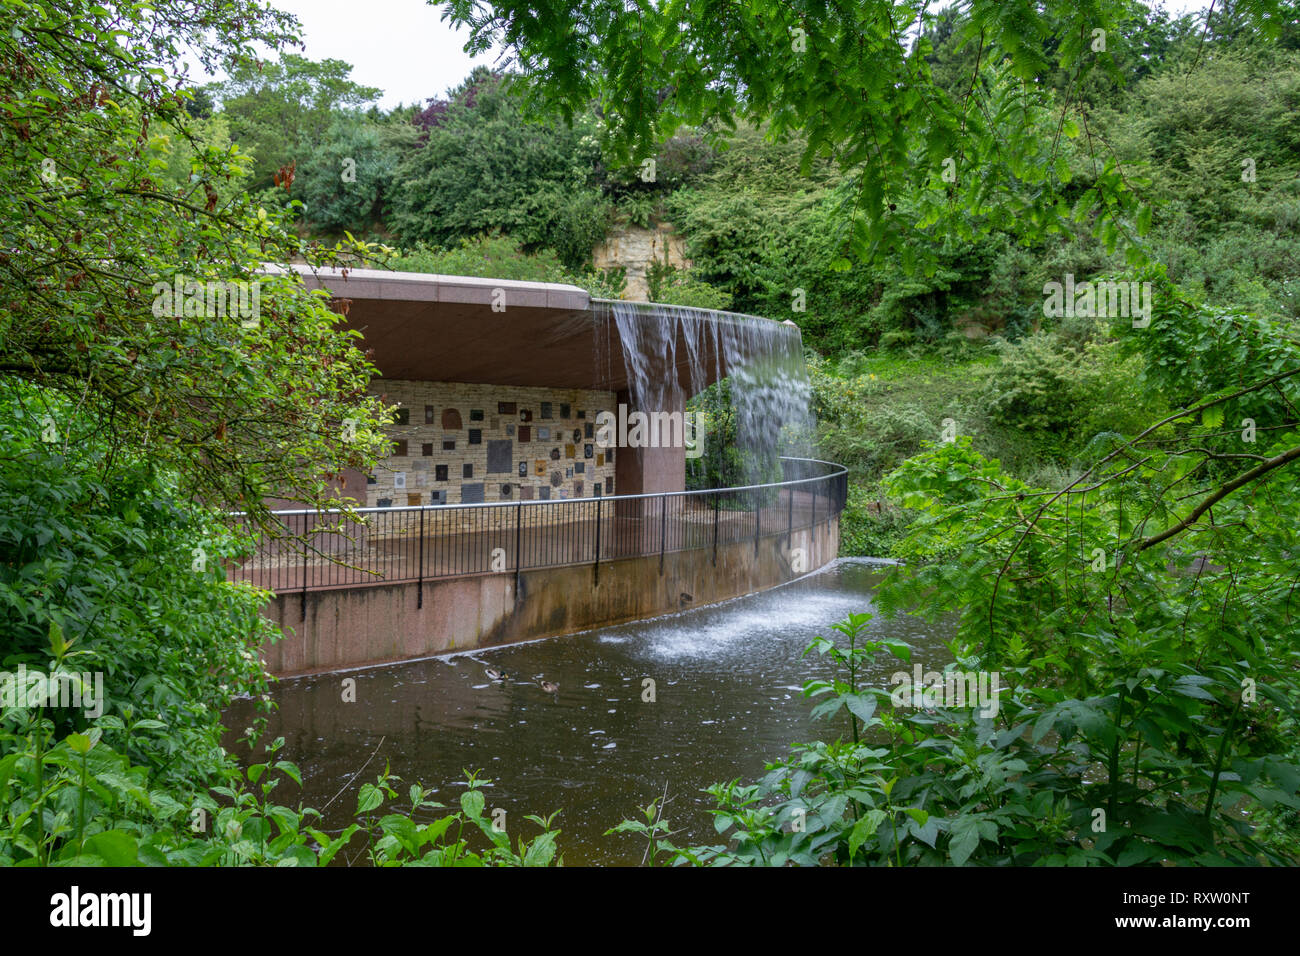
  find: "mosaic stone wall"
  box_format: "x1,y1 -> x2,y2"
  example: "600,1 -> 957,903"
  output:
366,381 -> 619,508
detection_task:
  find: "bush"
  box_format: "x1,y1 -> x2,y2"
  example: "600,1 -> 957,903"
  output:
838,485 -> 914,558
387,235 -> 626,299
979,331 -> 1152,461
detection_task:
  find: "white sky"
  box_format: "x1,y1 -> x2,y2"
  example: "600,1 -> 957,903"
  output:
207,0 -> 1218,111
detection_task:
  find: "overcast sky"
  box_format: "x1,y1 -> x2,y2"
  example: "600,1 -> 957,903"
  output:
224,0 -> 1217,111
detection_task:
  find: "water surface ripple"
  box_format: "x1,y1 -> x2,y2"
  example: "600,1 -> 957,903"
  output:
226,558 -> 954,865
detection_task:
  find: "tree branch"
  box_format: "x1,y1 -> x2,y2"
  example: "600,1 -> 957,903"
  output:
1137,444 -> 1300,552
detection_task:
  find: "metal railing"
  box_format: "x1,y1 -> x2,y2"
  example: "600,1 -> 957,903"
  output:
230,457 -> 847,605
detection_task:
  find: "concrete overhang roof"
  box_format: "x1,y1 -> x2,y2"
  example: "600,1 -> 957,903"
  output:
270,264 -> 791,395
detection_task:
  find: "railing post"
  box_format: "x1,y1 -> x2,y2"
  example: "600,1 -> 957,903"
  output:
417,505 -> 425,610
787,485 -> 793,548
659,494 -> 667,575
811,480 -> 817,531
514,500 -> 523,597
754,490 -> 761,556
712,492 -> 719,566
594,496 -> 603,585
300,512 -> 308,622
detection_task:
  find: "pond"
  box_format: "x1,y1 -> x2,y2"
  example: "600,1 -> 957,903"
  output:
225,557 -> 955,865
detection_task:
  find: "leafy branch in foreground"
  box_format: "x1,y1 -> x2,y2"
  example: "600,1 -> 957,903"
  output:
0,723 -> 562,867
1,0 -> 395,536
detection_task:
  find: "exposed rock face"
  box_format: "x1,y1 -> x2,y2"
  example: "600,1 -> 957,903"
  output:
592,221 -> 691,301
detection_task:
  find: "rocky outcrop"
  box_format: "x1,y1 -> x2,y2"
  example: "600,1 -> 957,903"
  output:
592,220 -> 691,301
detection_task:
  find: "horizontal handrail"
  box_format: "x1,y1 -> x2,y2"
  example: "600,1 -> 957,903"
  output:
229,457 -> 847,518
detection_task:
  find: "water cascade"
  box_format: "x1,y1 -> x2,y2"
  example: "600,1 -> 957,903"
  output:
594,300 -> 816,486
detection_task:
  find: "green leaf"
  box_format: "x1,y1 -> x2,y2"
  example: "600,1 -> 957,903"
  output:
82,830 -> 139,866
356,783 -> 384,815
1136,203 -> 1153,237
948,815 -> 981,866
460,788 -> 486,820
844,693 -> 878,726
848,809 -> 886,857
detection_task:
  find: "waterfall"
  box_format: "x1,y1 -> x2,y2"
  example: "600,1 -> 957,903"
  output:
597,299 -> 815,486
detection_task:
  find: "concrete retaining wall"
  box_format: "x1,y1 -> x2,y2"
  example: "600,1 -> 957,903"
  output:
260,518 -> 839,676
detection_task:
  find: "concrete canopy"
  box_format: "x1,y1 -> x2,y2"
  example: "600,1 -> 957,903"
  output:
275,264 -> 768,395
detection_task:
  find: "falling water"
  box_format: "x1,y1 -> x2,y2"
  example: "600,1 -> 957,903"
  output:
595,300 -> 816,485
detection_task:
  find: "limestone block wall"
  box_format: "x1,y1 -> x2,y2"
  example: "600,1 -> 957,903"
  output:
365,381 -> 618,511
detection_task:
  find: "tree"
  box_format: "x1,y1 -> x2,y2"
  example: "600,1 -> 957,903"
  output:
206,54 -> 383,190
0,0 -> 391,531
440,0 -> 1294,271
296,116 -> 418,235
390,68 -> 610,268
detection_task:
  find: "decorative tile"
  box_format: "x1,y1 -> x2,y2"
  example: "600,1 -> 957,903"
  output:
392,439 -> 408,457
421,442 -> 433,456
443,439 -> 455,451
463,463 -> 473,478
560,403 -> 571,418
394,407 -> 410,425
538,427 -> 550,440
468,429 -> 482,445
577,410 -> 586,419
425,405 -> 436,424
606,447 -> 615,463
487,439 -> 512,474
550,470 -> 562,487
572,428 -> 581,443
407,493 -> 422,507
539,487 -> 551,500
534,460 -> 546,476
506,424 -> 515,437
435,465 -> 448,482
559,489 -> 570,499
520,409 -> 533,422
584,444 -> 593,459
597,453 -> 605,467
442,409 -> 462,430
413,460 -> 430,471
585,422 -> 594,439
518,461 -> 528,477
541,401 -> 552,419
574,480 -> 584,496
470,409 -> 484,422
575,462 -> 585,474
394,473 -> 407,490
550,447 -> 560,460
377,497 -> 393,508
498,402 -> 516,415
367,474 -> 377,485
518,425 -> 531,443
500,484 -> 512,498
461,482 -> 484,504
519,485 -> 533,500
593,483 -> 602,497
429,490 -> 446,505
606,476 -> 614,494
565,443 -> 575,458
566,467 -> 573,478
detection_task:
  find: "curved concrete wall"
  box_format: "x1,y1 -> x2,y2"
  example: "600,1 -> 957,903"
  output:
259,517 -> 839,677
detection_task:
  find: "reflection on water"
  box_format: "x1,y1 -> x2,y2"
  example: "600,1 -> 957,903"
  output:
225,558 -> 954,865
